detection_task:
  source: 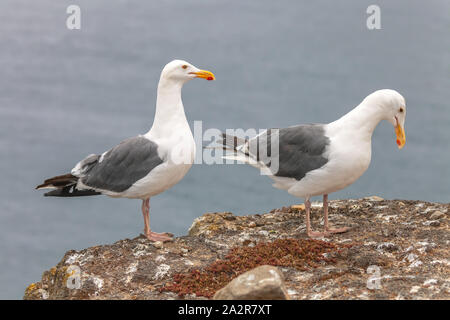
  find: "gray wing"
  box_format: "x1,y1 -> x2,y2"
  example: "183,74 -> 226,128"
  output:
248,124 -> 330,181
74,136 -> 164,193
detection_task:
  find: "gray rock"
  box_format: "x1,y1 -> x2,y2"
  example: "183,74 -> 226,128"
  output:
377,242 -> 399,252
429,220 -> 441,227
213,265 -> 289,300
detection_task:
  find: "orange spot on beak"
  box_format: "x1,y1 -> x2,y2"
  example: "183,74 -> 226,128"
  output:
190,70 -> 215,81
395,120 -> 406,149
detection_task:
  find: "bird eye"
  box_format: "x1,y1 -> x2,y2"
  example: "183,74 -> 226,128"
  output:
182,65 -> 188,69
399,107 -> 404,113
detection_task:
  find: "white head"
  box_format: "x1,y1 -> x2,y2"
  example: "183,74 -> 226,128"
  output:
160,59 -> 215,84
364,89 -> 406,149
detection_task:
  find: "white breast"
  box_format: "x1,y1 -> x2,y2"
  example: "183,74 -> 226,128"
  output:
122,128 -> 195,199
285,125 -> 372,198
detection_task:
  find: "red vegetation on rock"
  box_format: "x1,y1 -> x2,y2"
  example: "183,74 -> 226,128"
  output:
160,238 -> 353,298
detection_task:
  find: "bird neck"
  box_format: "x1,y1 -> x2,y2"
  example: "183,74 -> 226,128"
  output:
149,78 -> 189,136
332,101 -> 385,140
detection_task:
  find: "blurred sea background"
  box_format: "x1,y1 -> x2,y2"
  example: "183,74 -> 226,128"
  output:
0,0 -> 449,299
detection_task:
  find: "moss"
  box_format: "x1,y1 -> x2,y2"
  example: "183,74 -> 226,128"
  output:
61,266 -> 71,285
25,283 -> 37,293
207,224 -> 220,232
160,238 -> 353,298
50,267 -> 57,276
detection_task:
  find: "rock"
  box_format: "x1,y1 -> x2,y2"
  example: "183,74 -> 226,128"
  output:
429,211 -> 445,220
364,196 -> 384,202
24,198 -> 450,300
410,286 -> 421,294
291,204 -> 305,210
405,253 -> 418,263
153,241 -> 163,249
377,242 -> 399,252
213,265 -> 289,300
423,279 -> 437,287
423,220 -> 441,227
347,248 -> 389,269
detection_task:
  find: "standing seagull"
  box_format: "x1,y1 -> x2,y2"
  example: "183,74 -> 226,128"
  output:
36,60 -> 215,242
221,89 -> 406,237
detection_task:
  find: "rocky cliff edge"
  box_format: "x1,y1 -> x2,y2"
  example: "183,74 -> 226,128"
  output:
24,197 -> 449,300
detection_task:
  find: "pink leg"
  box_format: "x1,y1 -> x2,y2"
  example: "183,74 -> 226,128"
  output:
305,197 -> 329,238
323,194 -> 349,234
141,199 -> 173,242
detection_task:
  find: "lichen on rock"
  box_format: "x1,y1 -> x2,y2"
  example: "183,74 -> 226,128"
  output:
24,198 -> 449,300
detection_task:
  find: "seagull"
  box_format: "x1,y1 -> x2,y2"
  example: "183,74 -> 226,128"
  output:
36,60 -> 215,242
220,89 -> 406,237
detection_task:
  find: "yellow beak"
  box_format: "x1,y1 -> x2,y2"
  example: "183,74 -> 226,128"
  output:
190,70 -> 215,81
395,123 -> 406,149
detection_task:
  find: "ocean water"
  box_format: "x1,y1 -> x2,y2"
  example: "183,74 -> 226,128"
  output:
0,0 -> 449,299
